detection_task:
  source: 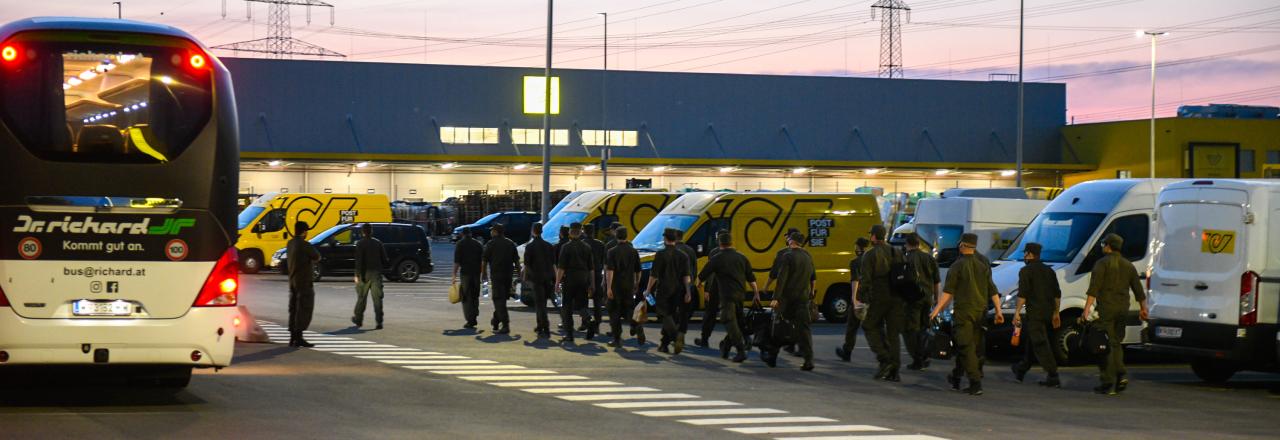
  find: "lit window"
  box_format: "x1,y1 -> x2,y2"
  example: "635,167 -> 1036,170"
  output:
523,76 -> 561,115
440,126 -> 499,144
582,130 -> 638,147
512,128 -> 568,146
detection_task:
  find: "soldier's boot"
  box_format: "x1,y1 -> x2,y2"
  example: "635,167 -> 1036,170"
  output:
874,363 -> 890,380
1094,383 -> 1118,396
1011,363 -> 1029,383
673,333 -> 685,355
835,347 -> 852,362
584,326 -> 596,341
694,337 -> 709,348
732,347 -> 748,363
1116,374 -> 1129,393
634,326 -> 647,346
965,380 -> 983,396
800,361 -> 814,371
947,373 -> 962,391
883,368 -> 901,382
296,337 -> 315,348
1038,374 -> 1061,388
609,337 -> 622,348
719,339 -> 731,359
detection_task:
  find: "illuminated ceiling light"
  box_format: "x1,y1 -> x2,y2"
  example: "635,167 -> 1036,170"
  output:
67,77 -> 82,86
355,161 -> 370,168
935,169 -> 951,176
792,167 -> 809,174
1000,170 -> 1017,177
268,160 -> 283,167
512,164 -> 529,170
440,162 -> 458,169
78,70 -> 97,80
131,104 -> 140,110
864,168 -> 882,175
117,54 -> 135,64
139,102 -> 147,107
62,83 -> 71,90
583,165 -> 599,171
652,166 -> 667,172
718,166 -> 738,173
122,107 -> 130,113
158,76 -> 173,85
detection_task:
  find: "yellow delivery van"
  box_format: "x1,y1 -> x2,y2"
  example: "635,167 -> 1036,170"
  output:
235,193 -> 393,273
633,192 -> 881,323
540,191 -> 682,245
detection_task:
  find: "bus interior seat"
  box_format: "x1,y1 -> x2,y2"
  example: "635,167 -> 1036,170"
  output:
75,124 -> 124,155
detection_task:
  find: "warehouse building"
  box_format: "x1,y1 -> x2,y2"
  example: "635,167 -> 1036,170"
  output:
225,58 -> 1086,201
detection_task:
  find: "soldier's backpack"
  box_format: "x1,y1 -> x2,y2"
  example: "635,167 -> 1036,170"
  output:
889,248 -> 926,302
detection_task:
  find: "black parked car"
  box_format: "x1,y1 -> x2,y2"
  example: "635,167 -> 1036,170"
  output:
452,211 -> 539,244
272,222 -> 433,282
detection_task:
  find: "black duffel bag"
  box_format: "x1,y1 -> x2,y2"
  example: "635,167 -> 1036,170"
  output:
927,318 -> 955,360
1081,321 -> 1110,355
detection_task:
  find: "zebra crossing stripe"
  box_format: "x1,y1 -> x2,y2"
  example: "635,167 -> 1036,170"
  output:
635,408 -> 788,417
679,416 -> 836,426
430,369 -> 557,375
772,436 -> 948,440
594,400 -> 743,409
725,425 -> 890,435
460,375 -> 590,381
402,365 -> 528,370
522,387 -> 659,394
556,393 -> 699,402
491,381 -> 622,387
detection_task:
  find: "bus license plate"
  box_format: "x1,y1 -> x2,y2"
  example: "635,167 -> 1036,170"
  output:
73,300 -> 133,316
1156,326 -> 1182,339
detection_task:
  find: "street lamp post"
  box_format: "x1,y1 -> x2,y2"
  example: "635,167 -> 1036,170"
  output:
1143,30 -> 1166,179
599,12 -> 609,190
1015,0 -> 1024,187
541,0 -> 553,221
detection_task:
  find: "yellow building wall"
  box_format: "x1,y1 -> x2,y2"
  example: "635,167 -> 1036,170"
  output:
1060,118 -> 1280,186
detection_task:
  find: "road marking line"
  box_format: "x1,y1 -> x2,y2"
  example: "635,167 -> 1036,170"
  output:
772,436 -> 948,440
680,416 -> 836,426
306,341 -> 378,344
596,401 -> 742,409
523,387 -> 658,394
725,425 -> 890,435
330,351 -> 442,355
461,375 -> 590,381
404,365 -> 528,370
354,355 -> 469,360
557,393 -> 699,402
311,345 -> 404,350
379,360 -> 499,365
491,381 -> 621,387
430,369 -> 557,375
635,408 -> 788,417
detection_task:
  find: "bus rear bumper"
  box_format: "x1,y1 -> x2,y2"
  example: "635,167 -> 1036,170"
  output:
0,307 -> 237,367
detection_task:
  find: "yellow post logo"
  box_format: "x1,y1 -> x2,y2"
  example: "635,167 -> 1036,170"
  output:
1201,229 -> 1236,254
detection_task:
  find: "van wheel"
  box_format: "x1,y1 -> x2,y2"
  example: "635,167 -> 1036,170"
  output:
518,281 -> 533,307
1053,310 -> 1091,366
240,250 -> 263,274
396,259 -> 421,283
1190,358 -> 1237,383
821,285 -> 852,324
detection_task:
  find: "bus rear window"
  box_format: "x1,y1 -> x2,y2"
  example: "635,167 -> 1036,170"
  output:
0,36 -> 212,163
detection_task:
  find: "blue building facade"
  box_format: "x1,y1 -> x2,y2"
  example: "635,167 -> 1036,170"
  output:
224,58 -> 1069,169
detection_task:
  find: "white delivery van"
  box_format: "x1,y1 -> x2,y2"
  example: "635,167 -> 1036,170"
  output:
990,179 -> 1182,363
913,197 -> 1049,277
1147,179 -> 1280,382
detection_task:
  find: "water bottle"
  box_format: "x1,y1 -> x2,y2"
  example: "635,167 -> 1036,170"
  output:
646,292 -> 656,307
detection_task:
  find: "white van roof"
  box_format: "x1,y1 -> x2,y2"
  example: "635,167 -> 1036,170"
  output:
1161,179 -> 1280,194
1042,179 -> 1182,214
915,197 -> 1049,225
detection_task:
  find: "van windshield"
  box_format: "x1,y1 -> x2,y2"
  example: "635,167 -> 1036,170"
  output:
1002,212 -> 1105,263
238,206 -> 265,230
542,211 -> 587,244
472,212 -> 501,225
916,223 -> 963,267
633,214 -> 700,252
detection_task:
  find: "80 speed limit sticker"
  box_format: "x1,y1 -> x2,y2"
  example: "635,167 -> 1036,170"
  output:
165,239 -> 189,261
18,237 -> 41,260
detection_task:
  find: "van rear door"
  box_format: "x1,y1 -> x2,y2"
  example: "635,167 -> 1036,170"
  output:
1153,187 -> 1249,327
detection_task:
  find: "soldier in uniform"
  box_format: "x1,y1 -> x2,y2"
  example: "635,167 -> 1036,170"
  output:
1011,242 -> 1063,388
766,227 -> 802,356
837,237 -> 871,361
645,228 -> 691,354
555,222 -> 595,344
1082,233 -> 1147,395
583,224 -> 607,341
522,222 -> 556,338
351,223 -> 388,329
930,233 -> 1004,395
452,226 -> 484,330
287,221 -> 320,347
902,233 -> 941,371
770,231 -> 816,371
695,230 -> 729,349
673,229 -> 699,355
481,223 -> 519,335
860,224 -> 904,381
605,228 -> 642,347
698,230 -> 759,362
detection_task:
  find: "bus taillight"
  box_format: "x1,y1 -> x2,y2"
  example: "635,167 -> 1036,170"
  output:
194,248 -> 239,307
1,44 -> 17,63
188,53 -> 206,69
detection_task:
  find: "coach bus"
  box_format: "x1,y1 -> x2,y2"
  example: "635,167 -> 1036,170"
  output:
0,17 -> 240,388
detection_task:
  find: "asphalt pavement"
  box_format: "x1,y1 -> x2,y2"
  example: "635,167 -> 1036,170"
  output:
2,241 -> 1278,439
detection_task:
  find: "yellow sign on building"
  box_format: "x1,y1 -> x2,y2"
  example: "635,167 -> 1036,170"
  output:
523,76 -> 560,115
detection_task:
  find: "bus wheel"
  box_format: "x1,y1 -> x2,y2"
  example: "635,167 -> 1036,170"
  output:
239,250 -> 263,274
396,259 -> 421,283
1190,358 -> 1237,383
821,285 -> 851,324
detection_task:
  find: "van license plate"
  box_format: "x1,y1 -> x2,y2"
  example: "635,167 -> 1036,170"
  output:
73,300 -> 132,316
1156,326 -> 1182,339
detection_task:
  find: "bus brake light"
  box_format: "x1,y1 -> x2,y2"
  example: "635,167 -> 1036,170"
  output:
194,248 -> 239,307
1,45 -> 17,62
188,53 -> 206,69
